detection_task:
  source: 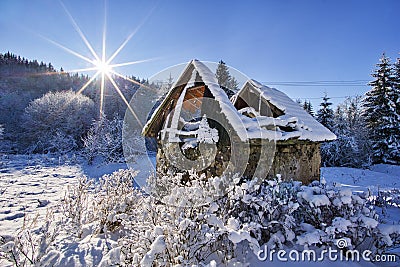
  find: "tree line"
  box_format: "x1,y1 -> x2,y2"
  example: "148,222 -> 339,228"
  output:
0,51 -> 151,155
311,53 -> 400,166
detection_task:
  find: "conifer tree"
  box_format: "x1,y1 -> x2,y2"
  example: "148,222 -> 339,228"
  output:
216,60 -> 230,87
393,56 -> 400,114
302,100 -> 314,116
362,53 -> 400,164
317,93 -> 334,130
215,60 -> 238,97
227,75 -> 239,92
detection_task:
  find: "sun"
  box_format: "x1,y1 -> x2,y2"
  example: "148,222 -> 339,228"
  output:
39,0 -> 155,125
94,59 -> 112,75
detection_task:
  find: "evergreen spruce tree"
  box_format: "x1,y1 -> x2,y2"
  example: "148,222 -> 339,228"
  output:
302,101 -> 308,112
362,53 -> 400,164
317,93 -> 334,130
393,56 -> 400,114
215,60 -> 238,98
216,60 -> 230,88
302,100 -> 314,116
227,76 -> 239,92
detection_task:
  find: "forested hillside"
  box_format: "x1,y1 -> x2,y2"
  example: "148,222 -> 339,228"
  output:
0,52 -> 148,153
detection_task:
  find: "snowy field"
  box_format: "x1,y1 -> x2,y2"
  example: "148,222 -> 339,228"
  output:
322,165 -> 400,194
322,166 -> 400,226
0,154 -> 399,266
0,154 -> 129,237
0,155 -> 82,236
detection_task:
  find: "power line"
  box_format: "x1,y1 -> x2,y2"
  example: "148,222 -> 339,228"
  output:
294,95 -> 362,100
263,79 -> 369,83
261,79 -> 369,87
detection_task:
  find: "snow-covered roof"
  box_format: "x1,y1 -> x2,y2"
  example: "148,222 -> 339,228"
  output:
233,79 -> 337,142
143,59 -> 336,143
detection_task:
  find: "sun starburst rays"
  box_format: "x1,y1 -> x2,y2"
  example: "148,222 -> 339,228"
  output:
106,72 -> 143,127
42,0 -> 154,122
60,0 -> 100,62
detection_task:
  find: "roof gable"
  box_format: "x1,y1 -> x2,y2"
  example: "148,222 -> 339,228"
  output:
233,79 -> 337,142
142,60 -> 248,141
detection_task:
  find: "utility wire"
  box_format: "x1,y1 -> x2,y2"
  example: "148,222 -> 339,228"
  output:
294,95 -> 361,100
257,80 -> 368,101
261,79 -> 369,86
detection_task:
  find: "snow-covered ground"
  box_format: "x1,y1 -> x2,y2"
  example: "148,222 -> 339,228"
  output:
322,165 -> 400,194
0,154 -> 129,237
0,155 -> 82,236
0,154 -> 399,266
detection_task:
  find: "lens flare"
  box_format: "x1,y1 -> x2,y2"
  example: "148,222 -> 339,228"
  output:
94,59 -> 112,75
39,0 -> 156,119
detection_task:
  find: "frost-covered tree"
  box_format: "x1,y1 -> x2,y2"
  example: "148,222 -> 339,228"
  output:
215,60 -> 238,98
86,75 -> 143,119
317,93 -> 334,131
302,100 -> 314,116
321,105 -> 355,167
393,56 -> 400,114
83,115 -> 123,164
321,96 -> 372,167
21,90 -> 95,153
362,53 -> 400,164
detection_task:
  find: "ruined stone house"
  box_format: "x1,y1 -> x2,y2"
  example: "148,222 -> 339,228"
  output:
142,60 -> 336,184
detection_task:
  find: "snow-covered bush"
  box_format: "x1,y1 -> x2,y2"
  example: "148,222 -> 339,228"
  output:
61,170 -> 240,265
369,188 -> 400,222
0,211 -> 58,266
61,169 -> 141,235
119,196 -> 236,266
119,171 -> 238,266
91,169 -> 140,234
220,176 -> 301,250
83,115 -> 129,164
21,90 -> 95,153
227,177 -> 397,254
48,131 -> 78,154
17,171 -> 400,266
379,189 -> 400,208
295,183 -> 380,251
61,176 -> 93,238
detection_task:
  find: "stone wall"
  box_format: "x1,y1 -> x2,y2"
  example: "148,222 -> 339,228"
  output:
156,139 -> 321,185
156,141 -> 231,181
267,142 -> 321,184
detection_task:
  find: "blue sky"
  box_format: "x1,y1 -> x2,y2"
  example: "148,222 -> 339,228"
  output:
0,0 -> 399,108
